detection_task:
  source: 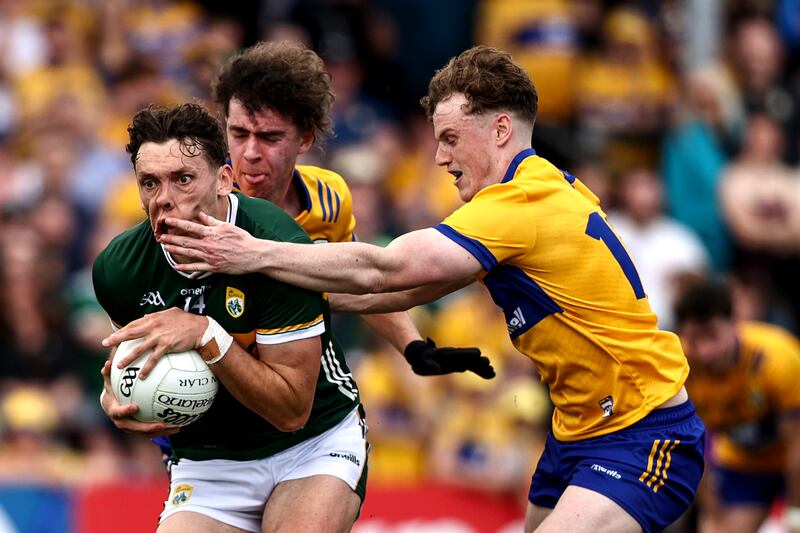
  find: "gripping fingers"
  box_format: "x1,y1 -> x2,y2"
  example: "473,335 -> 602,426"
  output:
139,346 -> 168,380
116,337 -> 154,369
116,417 -> 179,438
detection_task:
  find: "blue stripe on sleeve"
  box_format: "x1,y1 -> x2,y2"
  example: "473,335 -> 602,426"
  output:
434,223 -> 498,271
317,180 -> 328,222
325,184 -> 334,223
334,191 -> 341,222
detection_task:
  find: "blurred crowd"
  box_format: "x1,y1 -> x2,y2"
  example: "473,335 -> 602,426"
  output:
0,0 -> 799,519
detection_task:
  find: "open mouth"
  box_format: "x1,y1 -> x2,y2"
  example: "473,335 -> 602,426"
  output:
450,170 -> 463,184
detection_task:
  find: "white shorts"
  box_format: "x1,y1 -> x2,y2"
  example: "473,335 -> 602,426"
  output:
160,407 -> 368,532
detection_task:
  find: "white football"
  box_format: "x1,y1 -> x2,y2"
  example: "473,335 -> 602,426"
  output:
109,338 -> 218,427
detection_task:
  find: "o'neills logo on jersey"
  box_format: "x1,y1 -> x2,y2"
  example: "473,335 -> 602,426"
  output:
226,287 -> 245,318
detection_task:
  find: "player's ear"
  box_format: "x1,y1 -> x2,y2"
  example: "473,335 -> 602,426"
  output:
494,113 -> 513,147
297,130 -> 314,155
217,164 -> 234,196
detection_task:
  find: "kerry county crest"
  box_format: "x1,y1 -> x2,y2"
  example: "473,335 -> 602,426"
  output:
170,483 -> 193,507
226,287 -> 245,318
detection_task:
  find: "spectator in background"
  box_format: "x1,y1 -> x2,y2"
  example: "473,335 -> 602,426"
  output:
607,168 -> 708,331
13,12 -> 105,124
0,225 -> 76,384
574,6 -> 675,173
720,112 -> 800,331
353,337 -> 430,487
661,65 -> 740,272
0,0 -> 46,136
675,281 -> 800,533
569,159 -> 612,209
476,0 -> 580,166
387,112 -> 465,231
728,16 -> 800,163
721,113 -> 800,254
0,136 -> 41,211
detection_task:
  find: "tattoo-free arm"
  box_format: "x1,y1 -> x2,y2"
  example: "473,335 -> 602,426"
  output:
160,219 -> 482,295
213,336 -> 321,431
328,277 -> 475,314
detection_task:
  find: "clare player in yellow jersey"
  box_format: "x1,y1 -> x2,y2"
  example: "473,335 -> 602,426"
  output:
160,46 -> 705,533
676,281 -> 800,533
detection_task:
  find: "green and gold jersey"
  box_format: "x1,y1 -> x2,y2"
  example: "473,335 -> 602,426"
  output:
92,192 -> 360,460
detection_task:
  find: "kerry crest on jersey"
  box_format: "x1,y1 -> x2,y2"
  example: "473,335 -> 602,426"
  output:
226,286 -> 245,318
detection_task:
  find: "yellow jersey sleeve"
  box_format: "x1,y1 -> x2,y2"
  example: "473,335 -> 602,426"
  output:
294,166 -> 356,243
757,324 -> 800,412
438,180 -> 536,267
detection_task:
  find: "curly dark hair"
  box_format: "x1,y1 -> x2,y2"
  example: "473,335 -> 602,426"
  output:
126,103 -> 228,169
212,41 -> 333,142
674,281 -> 733,326
420,45 -> 537,124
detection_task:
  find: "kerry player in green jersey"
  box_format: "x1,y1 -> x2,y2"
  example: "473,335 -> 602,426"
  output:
94,103 -> 366,532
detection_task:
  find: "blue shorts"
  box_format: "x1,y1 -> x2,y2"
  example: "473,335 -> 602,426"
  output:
529,401 -> 705,533
711,464 -> 783,506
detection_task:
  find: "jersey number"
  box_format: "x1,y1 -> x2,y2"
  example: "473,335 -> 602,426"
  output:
585,212 -> 645,299
183,294 -> 207,314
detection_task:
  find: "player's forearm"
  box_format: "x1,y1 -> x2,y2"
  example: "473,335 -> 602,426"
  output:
360,312 -> 422,353
329,292 -> 419,314
210,342 -> 317,431
254,239 -> 396,294
328,278 -> 475,315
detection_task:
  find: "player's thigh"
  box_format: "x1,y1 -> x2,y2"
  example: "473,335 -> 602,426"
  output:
158,510 -> 252,533
535,485 -> 642,533
261,474 -> 361,533
524,502 -> 553,533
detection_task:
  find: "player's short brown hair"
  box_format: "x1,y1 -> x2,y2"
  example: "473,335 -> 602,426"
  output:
126,103 -> 228,169
421,45 -> 538,125
213,41 -> 334,142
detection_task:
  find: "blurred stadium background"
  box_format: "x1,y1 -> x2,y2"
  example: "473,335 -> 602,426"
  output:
0,0 -> 797,531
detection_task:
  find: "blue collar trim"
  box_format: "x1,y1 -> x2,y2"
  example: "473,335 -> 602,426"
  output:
500,148 -> 537,183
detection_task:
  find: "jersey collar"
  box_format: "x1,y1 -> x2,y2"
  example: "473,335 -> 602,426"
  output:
500,148 -> 537,184
161,194 -> 239,279
292,169 -> 313,213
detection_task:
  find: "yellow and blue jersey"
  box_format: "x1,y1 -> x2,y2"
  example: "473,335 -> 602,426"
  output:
292,165 -> 356,243
687,321 -> 800,472
436,149 -> 688,441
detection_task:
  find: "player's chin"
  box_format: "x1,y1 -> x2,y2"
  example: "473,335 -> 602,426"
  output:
457,186 -> 476,203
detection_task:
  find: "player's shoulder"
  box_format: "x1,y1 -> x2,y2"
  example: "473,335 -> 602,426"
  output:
233,192 -> 312,244
95,220 -> 153,269
740,321 -> 800,353
296,165 -> 352,198
739,321 -> 797,343
93,220 -> 155,296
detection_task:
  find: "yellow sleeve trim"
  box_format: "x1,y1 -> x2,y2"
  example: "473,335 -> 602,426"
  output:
257,314 -> 324,335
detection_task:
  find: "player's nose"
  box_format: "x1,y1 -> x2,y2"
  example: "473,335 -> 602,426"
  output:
435,144 -> 451,166
243,136 -> 262,161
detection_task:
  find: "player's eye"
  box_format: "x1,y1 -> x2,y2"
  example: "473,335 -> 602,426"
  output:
178,174 -> 192,185
141,179 -> 157,190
